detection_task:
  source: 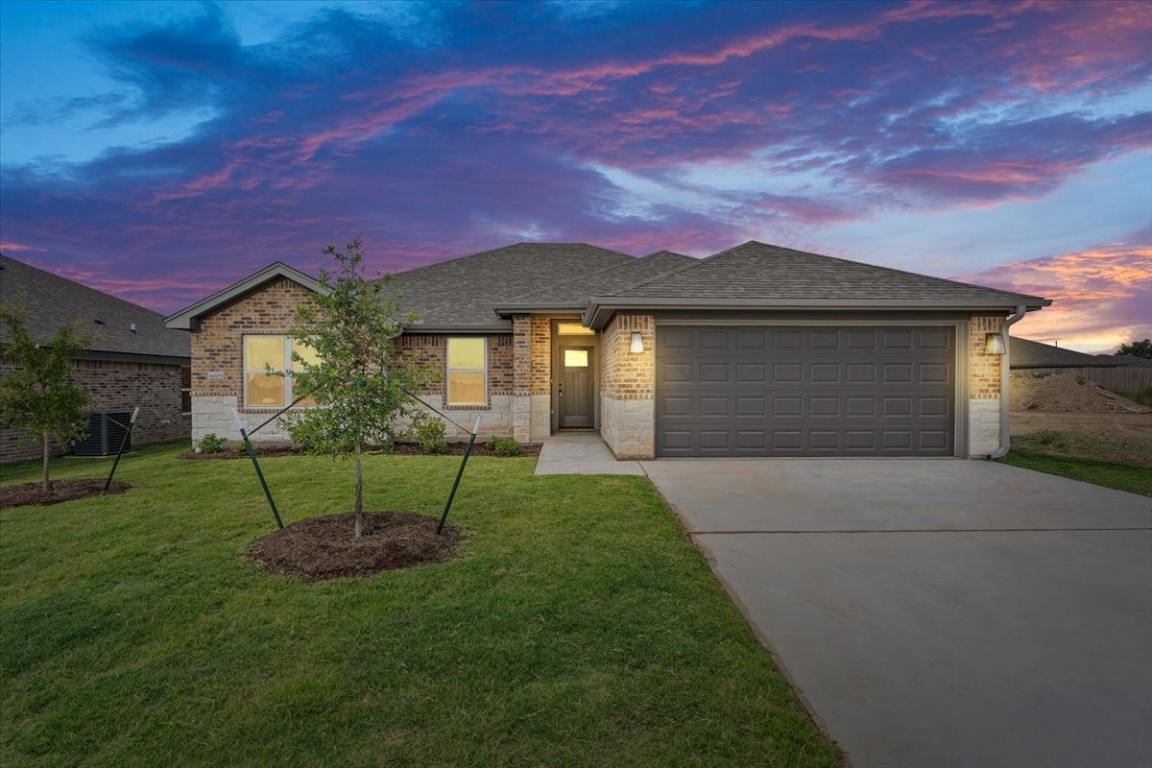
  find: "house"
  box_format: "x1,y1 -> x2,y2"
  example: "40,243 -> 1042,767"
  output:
164,241 -> 1050,459
0,254 -> 192,461
1010,336 -> 1152,393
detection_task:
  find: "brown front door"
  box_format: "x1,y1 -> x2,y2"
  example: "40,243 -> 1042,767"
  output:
558,345 -> 594,428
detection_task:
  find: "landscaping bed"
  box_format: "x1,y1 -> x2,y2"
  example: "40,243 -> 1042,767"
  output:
180,441 -> 541,460
0,479 -> 129,509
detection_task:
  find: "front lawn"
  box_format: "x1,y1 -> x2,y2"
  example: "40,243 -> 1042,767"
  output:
0,443 -> 840,767
1002,450 -> 1152,496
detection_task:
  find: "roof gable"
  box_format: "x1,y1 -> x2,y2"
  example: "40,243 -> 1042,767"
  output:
1,254 -> 189,360
164,262 -> 323,330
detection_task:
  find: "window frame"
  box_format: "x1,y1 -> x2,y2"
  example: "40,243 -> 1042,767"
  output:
445,336 -> 488,407
242,334 -> 316,409
180,365 -> 192,415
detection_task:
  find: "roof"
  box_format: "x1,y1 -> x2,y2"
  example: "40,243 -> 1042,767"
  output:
164,262 -> 324,331
397,243 -> 634,330
494,250 -> 697,312
585,241 -> 1050,327
1,254 -> 190,362
1010,337 -> 1126,368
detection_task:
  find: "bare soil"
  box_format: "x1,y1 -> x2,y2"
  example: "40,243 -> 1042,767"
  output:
1011,371 -> 1150,414
245,511 -> 460,580
0,479 -> 130,509
1010,371 -> 1152,466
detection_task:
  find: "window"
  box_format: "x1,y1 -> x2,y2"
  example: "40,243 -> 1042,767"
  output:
556,322 -> 595,336
446,337 -> 486,406
243,335 -> 318,408
180,366 -> 192,415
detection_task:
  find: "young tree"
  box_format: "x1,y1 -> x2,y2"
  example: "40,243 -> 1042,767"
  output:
1117,338 -> 1151,359
0,306 -> 93,491
283,237 -> 426,537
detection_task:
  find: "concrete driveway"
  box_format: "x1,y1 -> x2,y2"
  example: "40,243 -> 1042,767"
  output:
640,459 -> 1152,768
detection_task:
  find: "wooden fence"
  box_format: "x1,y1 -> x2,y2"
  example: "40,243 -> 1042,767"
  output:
1015,366 -> 1152,393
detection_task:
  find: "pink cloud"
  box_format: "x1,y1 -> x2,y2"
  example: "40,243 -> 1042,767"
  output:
0,241 -> 46,253
959,242 -> 1152,353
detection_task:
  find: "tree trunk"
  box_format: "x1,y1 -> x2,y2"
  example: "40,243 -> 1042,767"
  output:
41,429 -> 51,492
354,441 -> 363,538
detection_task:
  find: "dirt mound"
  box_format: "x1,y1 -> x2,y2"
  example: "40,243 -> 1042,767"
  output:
1011,371 -> 1151,414
245,511 -> 460,580
0,479 -> 130,509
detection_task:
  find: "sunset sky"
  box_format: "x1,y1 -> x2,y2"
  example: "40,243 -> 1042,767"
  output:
1,0 -> 1149,353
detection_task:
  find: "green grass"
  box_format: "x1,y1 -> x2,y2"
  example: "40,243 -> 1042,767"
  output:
1002,450 -> 1152,496
0,443 -> 840,768
1115,386 -> 1152,407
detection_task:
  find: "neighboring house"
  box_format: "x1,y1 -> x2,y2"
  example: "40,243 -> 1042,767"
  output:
1010,336 -> 1152,392
165,241 -> 1049,459
1,254 -> 192,461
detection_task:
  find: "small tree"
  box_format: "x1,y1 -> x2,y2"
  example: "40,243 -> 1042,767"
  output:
283,237 -> 426,537
1117,338 -> 1152,359
0,305 -> 93,491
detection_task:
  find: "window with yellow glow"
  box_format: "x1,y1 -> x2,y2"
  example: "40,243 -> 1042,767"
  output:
447,337 -> 486,406
563,349 -> 589,367
556,322 -> 595,336
243,335 -> 319,408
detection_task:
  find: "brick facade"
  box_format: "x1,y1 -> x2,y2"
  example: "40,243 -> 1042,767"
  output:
968,314 -> 1005,399
1,359 -> 189,462
600,314 -> 655,459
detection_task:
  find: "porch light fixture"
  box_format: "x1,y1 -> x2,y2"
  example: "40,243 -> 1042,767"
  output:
630,332 -> 644,354
985,332 -> 1006,355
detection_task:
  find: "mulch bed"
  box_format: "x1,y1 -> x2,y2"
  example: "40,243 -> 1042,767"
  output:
0,479 -> 130,509
181,442 -> 540,460
245,511 -> 460,580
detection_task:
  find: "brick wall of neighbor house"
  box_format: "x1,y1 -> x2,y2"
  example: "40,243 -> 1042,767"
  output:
0,359 -> 190,462
600,314 -> 655,459
968,314 -> 1006,456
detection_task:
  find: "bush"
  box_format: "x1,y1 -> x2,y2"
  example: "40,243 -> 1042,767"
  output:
198,433 -> 225,453
410,412 -> 447,454
490,436 -> 521,456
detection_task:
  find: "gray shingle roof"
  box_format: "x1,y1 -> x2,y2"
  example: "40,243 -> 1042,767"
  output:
1,254 -> 190,360
1009,337 -> 1124,368
607,241 -> 1049,305
497,250 -> 697,309
398,243 -> 634,329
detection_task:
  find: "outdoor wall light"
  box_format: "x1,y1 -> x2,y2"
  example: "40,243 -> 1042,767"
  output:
630,332 -> 644,354
985,332 -> 1006,355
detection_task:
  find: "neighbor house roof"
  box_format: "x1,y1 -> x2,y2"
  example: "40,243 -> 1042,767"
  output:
493,250 -> 696,313
1,254 -> 190,362
398,243 -> 634,330
1010,337 -> 1126,369
164,262 -> 324,331
585,241 -> 1051,327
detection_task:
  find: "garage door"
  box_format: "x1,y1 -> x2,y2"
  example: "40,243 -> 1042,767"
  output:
655,326 -> 955,457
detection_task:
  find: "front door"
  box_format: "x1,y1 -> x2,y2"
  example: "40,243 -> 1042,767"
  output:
558,345 -> 594,428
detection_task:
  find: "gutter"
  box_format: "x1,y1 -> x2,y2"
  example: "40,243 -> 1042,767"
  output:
985,305 -> 1028,460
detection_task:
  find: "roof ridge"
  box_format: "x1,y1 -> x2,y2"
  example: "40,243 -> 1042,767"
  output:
595,243 -> 735,297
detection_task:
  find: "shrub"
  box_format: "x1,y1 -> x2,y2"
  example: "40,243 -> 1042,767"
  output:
198,433 -> 225,453
410,412 -> 447,454
490,436 -> 521,456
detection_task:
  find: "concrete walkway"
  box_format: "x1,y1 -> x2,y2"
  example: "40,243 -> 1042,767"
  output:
642,459 -> 1152,768
534,432 -> 644,475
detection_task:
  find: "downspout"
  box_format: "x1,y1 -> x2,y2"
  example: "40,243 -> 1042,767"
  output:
985,305 -> 1027,460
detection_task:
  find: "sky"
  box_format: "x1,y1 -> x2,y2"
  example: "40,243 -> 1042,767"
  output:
1,0 -> 1149,354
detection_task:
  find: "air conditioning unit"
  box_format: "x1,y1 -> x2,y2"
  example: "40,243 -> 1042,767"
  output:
73,411 -> 132,457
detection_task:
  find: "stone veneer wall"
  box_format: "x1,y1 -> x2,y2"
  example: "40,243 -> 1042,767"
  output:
600,314 -> 654,459
1,359 -> 190,462
967,313 -> 1006,457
